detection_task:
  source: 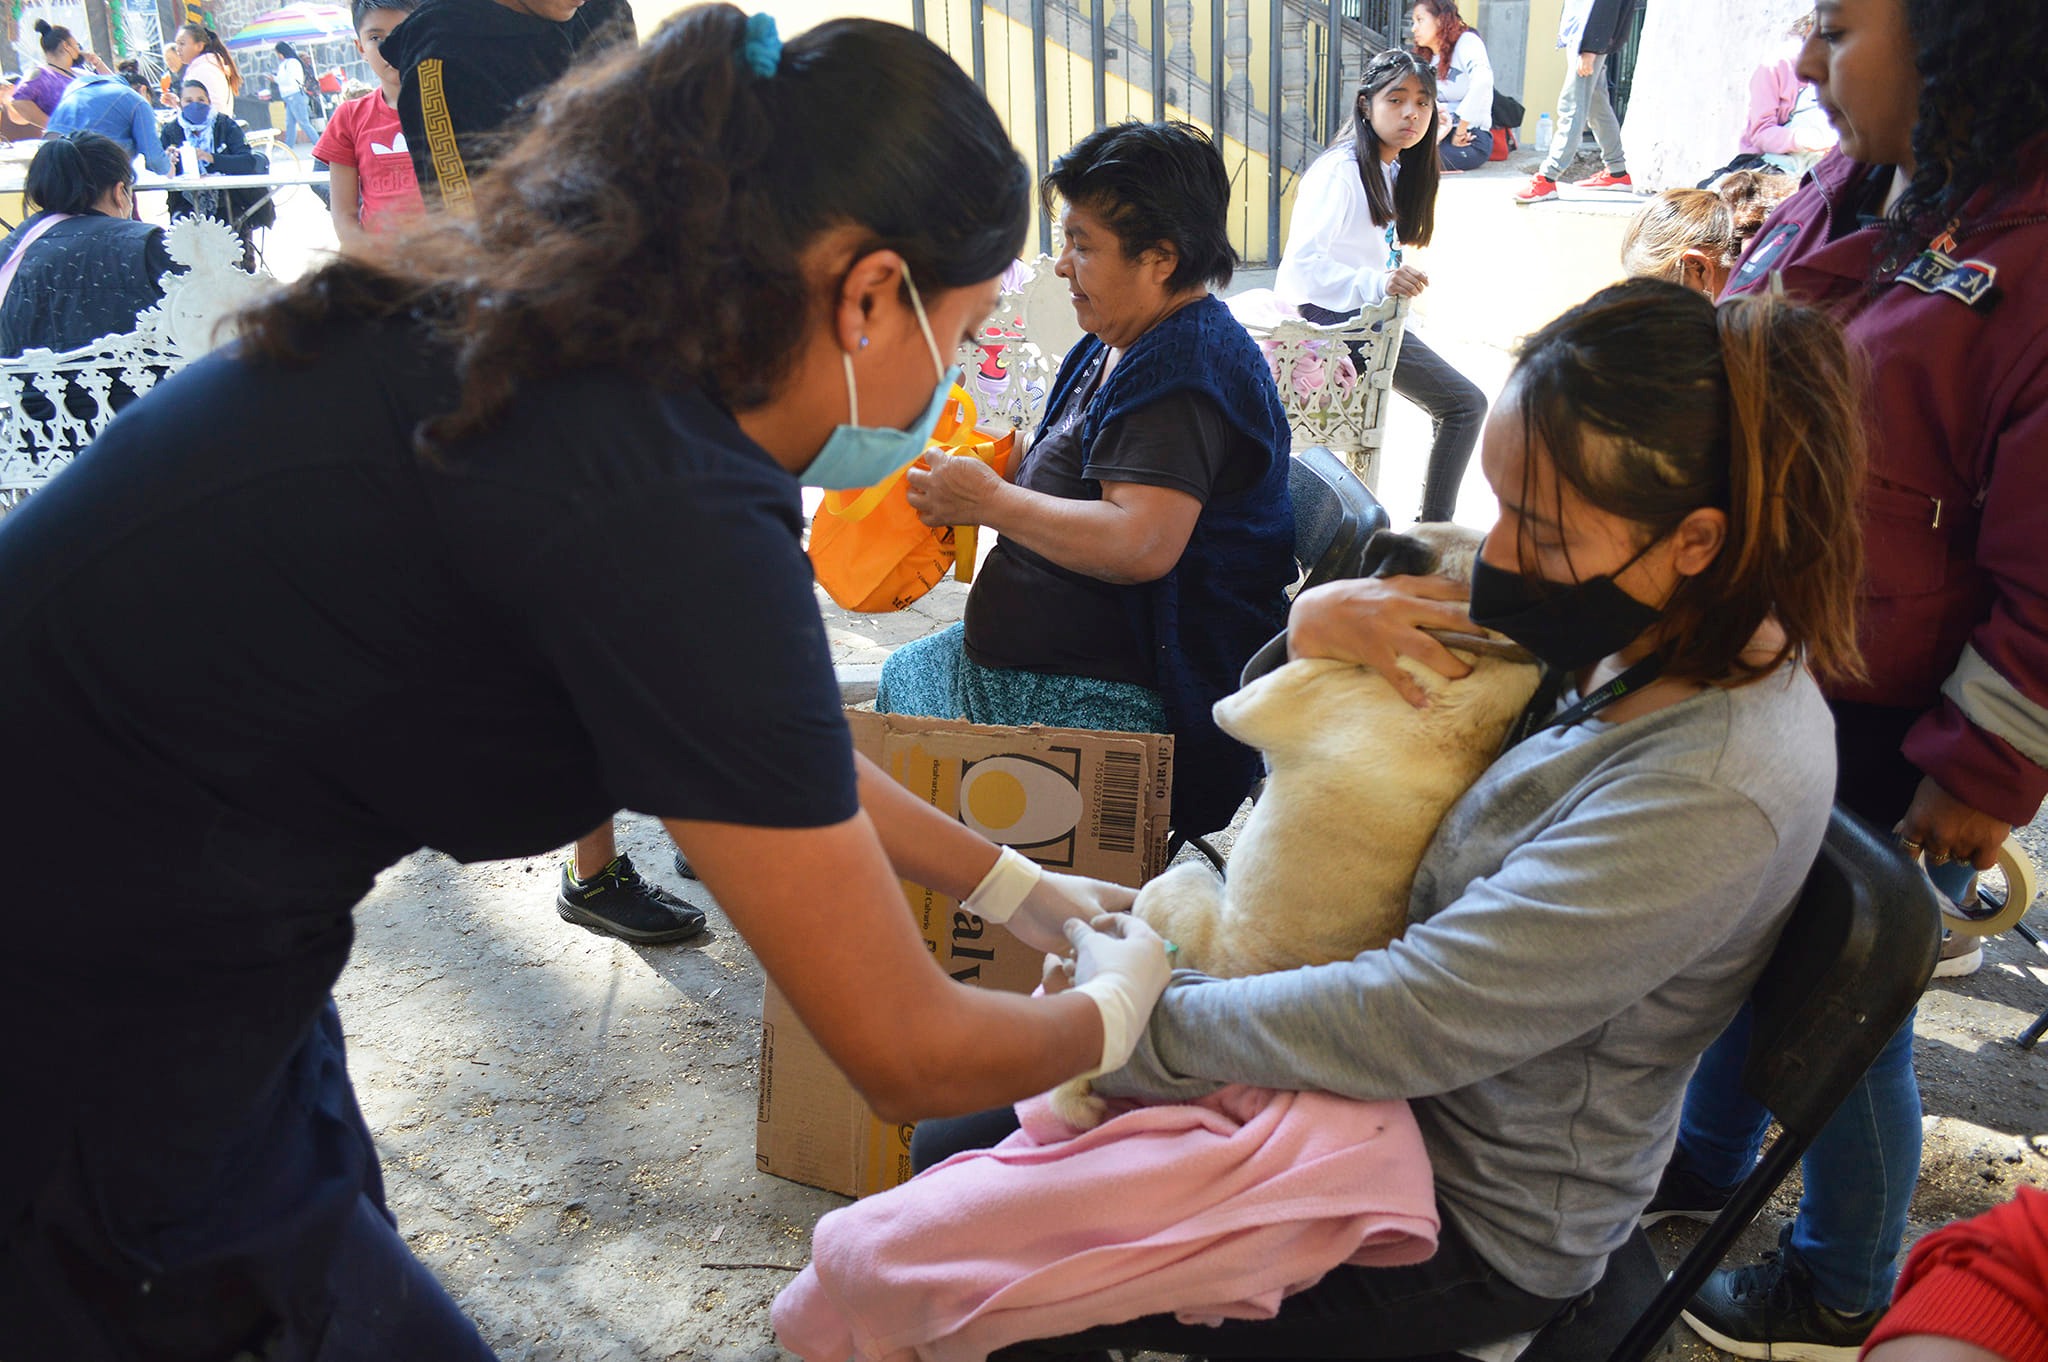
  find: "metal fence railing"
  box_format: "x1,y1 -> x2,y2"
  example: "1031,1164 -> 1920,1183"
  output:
919,0 -> 1395,265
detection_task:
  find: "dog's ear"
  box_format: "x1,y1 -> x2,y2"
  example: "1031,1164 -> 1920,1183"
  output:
1360,529 -> 1439,580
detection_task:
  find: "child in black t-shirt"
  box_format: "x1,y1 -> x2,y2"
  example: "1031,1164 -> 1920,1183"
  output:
382,0 -> 683,942
384,0 -> 633,209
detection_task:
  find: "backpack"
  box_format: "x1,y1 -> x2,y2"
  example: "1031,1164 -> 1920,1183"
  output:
297,56 -> 325,119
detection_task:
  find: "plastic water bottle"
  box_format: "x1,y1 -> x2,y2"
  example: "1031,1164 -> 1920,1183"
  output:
1535,112 -> 1554,154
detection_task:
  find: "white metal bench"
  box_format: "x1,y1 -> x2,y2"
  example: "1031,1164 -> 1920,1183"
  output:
0,217 -> 270,510
956,254 -> 1408,488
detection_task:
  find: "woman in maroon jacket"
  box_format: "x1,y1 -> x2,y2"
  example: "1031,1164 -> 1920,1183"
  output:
1648,1 -> 2048,1357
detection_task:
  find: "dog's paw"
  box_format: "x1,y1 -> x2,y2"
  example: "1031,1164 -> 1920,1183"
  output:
1046,1077 -> 1111,1133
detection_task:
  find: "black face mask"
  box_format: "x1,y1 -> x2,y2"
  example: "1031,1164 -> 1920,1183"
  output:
1468,550 -> 1666,673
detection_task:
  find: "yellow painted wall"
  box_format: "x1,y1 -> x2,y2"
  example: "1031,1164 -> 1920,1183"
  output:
1521,0 -> 1565,135
971,4 -> 1277,259
638,0 -> 1287,260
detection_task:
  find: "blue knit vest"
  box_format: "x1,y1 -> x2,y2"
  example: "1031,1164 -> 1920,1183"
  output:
1043,294 -> 1295,836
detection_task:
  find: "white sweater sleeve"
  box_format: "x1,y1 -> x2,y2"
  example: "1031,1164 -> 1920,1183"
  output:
1451,32 -> 1494,129
1275,151 -> 1393,314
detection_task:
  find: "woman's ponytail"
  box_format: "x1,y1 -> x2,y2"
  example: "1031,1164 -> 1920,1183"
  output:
180,23 -> 243,95
25,132 -> 133,215
1713,292 -> 1866,685
1511,278 -> 1865,688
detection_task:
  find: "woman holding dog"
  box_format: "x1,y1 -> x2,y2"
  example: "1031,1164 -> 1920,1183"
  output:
0,10 -> 1170,1357
936,276 -> 1868,1358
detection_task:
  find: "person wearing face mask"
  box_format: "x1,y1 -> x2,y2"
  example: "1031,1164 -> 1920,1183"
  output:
877,120 -> 1295,844
14,19 -> 109,119
1276,49 -> 1488,524
0,11 -> 1170,1357
160,79 -> 276,270
955,278 -> 1867,1359
1643,2 -> 2048,1357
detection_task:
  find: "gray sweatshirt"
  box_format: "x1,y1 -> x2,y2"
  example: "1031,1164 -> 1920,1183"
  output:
1097,664 -> 1835,1298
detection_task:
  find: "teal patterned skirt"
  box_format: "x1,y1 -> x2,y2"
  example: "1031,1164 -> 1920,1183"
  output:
876,624 -> 1169,733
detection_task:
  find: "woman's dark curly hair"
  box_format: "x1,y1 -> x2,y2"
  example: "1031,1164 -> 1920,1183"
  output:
236,5 -> 1030,456
1882,0 -> 2048,273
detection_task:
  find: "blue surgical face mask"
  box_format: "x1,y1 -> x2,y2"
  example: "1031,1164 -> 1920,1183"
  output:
799,269 -> 962,491
180,102 -> 210,126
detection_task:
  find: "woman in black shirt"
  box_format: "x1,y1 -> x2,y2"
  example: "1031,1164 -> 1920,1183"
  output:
879,122 -> 1296,839
0,10 -> 1170,1357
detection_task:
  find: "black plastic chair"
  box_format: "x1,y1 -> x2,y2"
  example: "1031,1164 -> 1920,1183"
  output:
1165,448 -> 1387,871
1509,803 -> 1944,1362
1289,444 -> 1389,593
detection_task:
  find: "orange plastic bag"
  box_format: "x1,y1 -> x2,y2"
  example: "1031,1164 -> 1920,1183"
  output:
808,385 -> 1016,613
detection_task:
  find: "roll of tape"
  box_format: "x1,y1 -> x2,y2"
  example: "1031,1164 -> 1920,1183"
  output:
1945,836 -> 2042,937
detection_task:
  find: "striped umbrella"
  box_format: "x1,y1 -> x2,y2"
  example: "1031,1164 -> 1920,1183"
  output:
224,3 -> 353,50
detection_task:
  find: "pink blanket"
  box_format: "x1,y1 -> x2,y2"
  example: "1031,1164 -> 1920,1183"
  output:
773,1086 -> 1437,1362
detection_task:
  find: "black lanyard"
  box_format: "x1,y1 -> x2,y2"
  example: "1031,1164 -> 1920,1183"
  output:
1504,653 -> 1668,750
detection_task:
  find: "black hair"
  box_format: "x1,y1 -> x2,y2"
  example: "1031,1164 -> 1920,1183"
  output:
1040,120 -> 1238,291
274,41 -> 297,58
176,23 -> 243,94
33,19 -> 74,56
121,71 -> 151,96
351,0 -> 419,28
25,132 -> 133,215
1510,279 -> 1866,687
240,5 -> 1031,452
182,78 -> 211,98
1347,47 -> 1440,245
1879,0 -> 2048,276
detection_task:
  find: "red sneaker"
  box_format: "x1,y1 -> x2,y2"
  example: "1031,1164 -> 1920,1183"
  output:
1574,170 -> 1635,190
1514,175 -> 1557,204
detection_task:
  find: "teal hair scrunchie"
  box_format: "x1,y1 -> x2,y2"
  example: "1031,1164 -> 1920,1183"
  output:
741,13 -> 781,78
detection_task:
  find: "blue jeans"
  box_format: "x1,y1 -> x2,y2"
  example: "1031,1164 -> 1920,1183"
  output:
1673,1002 -> 1921,1313
283,90 -> 318,145
1296,305 -> 1486,523
1439,130 -> 1493,172
1539,52 -> 1625,179
1669,702 -> 1976,1314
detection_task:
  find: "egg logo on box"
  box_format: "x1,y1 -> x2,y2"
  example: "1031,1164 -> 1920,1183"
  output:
957,754 -> 1083,850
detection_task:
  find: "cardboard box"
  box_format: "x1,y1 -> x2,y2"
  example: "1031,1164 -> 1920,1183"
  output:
755,710 -> 1172,1198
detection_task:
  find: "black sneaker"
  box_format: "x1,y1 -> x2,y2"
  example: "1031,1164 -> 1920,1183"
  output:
672,849 -> 698,881
1680,1235 -> 1882,1361
1639,1158 -> 1739,1227
557,853 -> 707,944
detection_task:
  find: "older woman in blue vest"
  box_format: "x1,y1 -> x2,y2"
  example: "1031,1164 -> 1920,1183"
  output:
878,120 -> 1295,839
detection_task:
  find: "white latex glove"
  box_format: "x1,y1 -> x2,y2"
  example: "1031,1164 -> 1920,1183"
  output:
1066,913 -> 1171,1078
961,847 -> 1137,953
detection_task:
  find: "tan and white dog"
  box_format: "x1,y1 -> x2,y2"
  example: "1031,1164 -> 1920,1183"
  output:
1049,524 -> 1543,1128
